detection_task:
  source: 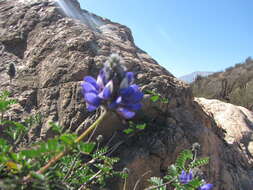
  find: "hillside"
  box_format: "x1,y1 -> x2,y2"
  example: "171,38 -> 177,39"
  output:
191,57 -> 253,110
179,71 -> 214,83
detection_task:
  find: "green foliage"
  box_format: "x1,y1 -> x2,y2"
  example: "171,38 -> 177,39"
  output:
0,91 -> 17,121
175,150 -> 193,172
25,113 -> 42,128
0,91 -> 125,190
191,57 -> 253,110
148,148 -> 209,190
2,120 -> 27,142
145,90 -> 169,103
123,121 -> 147,135
184,179 -> 203,190
149,177 -> 166,190
189,157 -> 209,169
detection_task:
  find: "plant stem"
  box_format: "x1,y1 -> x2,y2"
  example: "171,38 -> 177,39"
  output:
144,177 -> 177,190
63,152 -> 81,181
78,170 -> 102,190
133,170 -> 151,190
23,107 -> 107,182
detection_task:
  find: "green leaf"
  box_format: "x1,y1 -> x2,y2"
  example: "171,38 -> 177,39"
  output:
161,98 -> 169,103
0,138 -> 10,153
0,91 -> 17,113
50,122 -> 62,134
175,150 -> 193,171
92,147 -> 108,158
150,95 -> 159,102
167,164 -> 178,178
189,157 -> 209,169
78,142 -> 95,154
30,172 -> 45,181
60,134 -> 76,145
47,139 -> 61,151
0,155 -> 9,162
39,142 -> 48,153
10,152 -> 23,162
21,149 -> 40,158
149,177 -> 166,190
184,178 -> 203,189
145,89 -> 156,95
136,123 -> 146,130
2,121 -> 27,141
123,128 -> 134,134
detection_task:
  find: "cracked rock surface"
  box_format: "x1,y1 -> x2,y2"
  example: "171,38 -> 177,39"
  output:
0,0 -> 253,189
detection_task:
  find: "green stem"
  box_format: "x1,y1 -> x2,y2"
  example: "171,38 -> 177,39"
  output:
23,107 -> 107,182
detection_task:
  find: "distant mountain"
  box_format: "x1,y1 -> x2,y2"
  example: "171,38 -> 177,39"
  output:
179,71 -> 214,83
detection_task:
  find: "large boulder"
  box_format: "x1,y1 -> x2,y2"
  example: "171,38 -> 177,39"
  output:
195,97 -> 253,163
0,0 -> 252,189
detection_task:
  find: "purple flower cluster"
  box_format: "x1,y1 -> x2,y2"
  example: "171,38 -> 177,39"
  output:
179,170 -> 193,184
179,170 -> 213,190
81,54 -> 143,119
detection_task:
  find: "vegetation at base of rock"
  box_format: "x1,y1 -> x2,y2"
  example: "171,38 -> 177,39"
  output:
145,89 -> 169,103
0,90 -> 213,190
191,57 -> 253,110
123,121 -> 147,135
148,147 -> 212,190
0,91 -> 125,190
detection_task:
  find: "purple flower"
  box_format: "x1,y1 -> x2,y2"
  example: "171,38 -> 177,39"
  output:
199,184 -> 213,190
179,170 -> 193,184
179,170 -> 213,190
81,54 -> 143,119
81,71 -> 113,112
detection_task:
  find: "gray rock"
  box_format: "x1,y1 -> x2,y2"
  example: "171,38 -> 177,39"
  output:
0,0 -> 252,189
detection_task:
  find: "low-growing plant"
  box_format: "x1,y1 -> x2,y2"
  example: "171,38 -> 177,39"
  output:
147,144 -> 213,190
145,90 -> 169,103
0,92 -> 126,190
123,121 -> 147,135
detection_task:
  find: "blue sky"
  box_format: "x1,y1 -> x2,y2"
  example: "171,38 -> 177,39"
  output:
80,0 -> 253,77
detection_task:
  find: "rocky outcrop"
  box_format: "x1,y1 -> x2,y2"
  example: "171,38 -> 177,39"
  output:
195,98 -> 253,163
0,0 -> 253,189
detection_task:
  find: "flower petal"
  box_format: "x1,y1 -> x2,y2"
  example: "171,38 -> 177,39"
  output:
102,66 -> 111,82
84,93 -> 101,106
188,170 -> 193,181
116,107 -> 135,119
84,76 -> 99,90
97,70 -> 106,88
86,103 -> 98,112
120,85 -> 143,102
119,86 -> 134,97
108,96 -> 122,109
199,184 -> 213,190
130,90 -> 144,103
98,80 -> 113,100
179,170 -> 187,184
129,84 -> 139,91
81,82 -> 98,94
126,72 -> 134,84
116,96 -> 122,104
